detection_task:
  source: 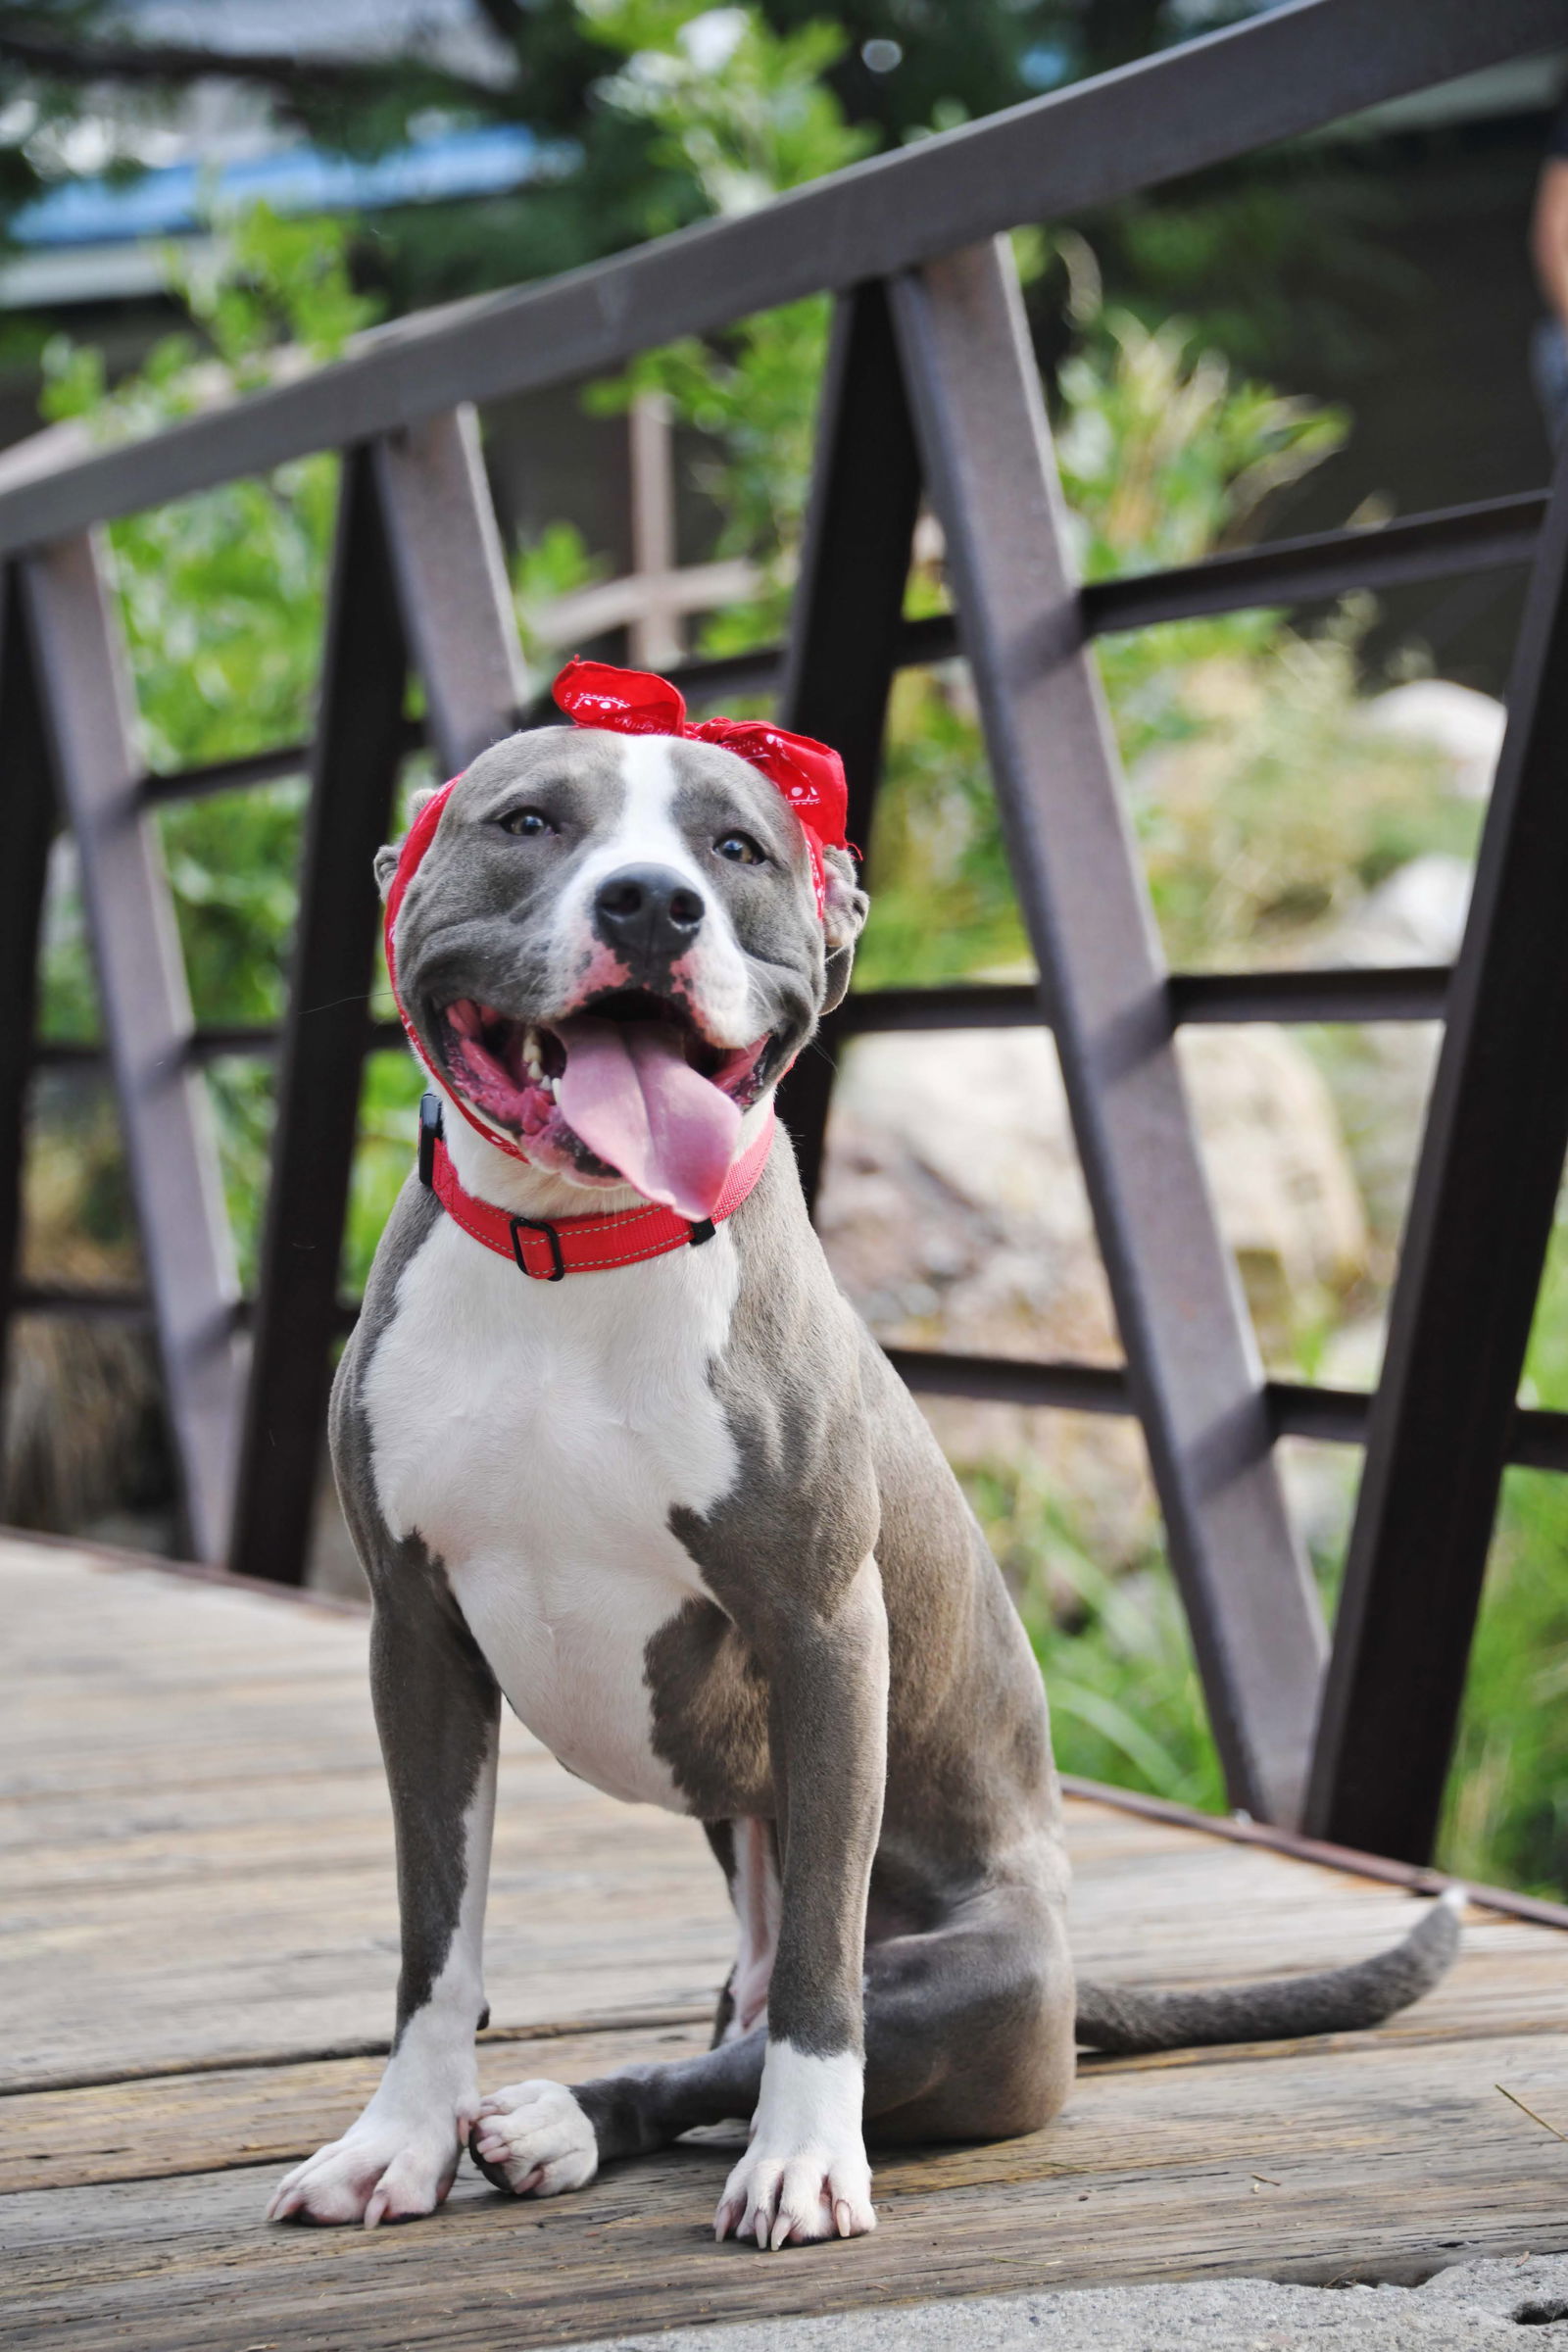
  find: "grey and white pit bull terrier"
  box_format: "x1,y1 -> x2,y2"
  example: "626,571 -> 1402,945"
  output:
269,702 -> 1459,2249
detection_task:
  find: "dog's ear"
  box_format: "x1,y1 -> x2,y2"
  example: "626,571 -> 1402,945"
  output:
373,787 -> 442,904
820,844 -> 869,1016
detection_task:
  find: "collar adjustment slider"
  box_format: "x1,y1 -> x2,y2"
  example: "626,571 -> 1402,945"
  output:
509,1214 -> 567,1281
417,1092 -> 444,1190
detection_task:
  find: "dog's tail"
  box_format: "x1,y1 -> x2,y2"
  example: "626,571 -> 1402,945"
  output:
1073,1886 -> 1463,2056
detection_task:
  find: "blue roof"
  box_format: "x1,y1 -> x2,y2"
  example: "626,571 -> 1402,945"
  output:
13,124 -> 557,248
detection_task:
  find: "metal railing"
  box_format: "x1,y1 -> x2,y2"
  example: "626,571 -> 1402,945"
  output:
3,0 -> 1566,1866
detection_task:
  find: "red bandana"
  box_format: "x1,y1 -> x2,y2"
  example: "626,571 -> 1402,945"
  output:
552,656 -> 847,917
383,772 -> 514,1161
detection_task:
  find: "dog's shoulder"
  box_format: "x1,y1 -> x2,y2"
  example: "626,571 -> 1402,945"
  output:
672,1133 -> 880,1621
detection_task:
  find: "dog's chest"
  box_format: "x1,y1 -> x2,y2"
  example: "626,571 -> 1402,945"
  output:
364,1216 -> 741,1811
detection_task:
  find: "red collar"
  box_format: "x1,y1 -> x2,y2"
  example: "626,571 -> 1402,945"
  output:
420,1097 -> 775,1280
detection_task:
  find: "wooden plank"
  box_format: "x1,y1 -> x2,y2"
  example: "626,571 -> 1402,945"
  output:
772,281 -> 921,1209
5,2026 -> 1568,2348
1305,443 -> 1568,1864
889,241 -> 1325,1829
0,1541 -> 732,2090
0,2023 -> 715,2195
0,568 -> 57,1412
20,536 -> 243,1563
226,453 -> 410,1589
8,1901 -> 1566,2196
6,1534 -> 1568,2338
0,0 -> 1556,564
6,1539 -> 1567,2103
373,406 -> 526,775
0,1740 -> 734,2093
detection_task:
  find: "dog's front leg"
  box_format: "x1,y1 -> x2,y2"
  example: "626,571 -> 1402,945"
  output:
715,1554 -> 888,2250
269,1561 -> 500,2227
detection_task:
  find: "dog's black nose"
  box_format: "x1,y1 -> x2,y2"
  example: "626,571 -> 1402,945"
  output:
592,864 -> 706,963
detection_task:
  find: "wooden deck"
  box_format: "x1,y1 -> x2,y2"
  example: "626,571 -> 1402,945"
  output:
4,1531 -> 1568,2350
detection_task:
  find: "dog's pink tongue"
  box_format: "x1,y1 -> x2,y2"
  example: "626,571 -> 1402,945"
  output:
555,1017 -> 741,1221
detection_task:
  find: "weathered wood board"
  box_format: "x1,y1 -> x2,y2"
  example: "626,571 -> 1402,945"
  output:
3,1534 -> 1567,2349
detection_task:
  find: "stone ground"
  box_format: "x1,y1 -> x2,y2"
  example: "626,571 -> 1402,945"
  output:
564,2252 -> 1568,2350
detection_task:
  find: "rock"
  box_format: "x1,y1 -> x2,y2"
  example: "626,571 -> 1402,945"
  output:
816,1016 -> 1368,1560
1176,1026 -> 1368,1328
1361,679 -> 1505,801
1330,851 -> 1473,967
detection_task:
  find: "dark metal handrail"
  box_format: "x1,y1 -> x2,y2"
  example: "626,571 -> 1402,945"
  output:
0,0 -> 1556,560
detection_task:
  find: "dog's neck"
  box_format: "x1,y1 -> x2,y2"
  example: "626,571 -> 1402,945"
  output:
432,1080 -> 777,1226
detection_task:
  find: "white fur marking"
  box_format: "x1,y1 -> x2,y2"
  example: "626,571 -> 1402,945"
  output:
716,2042 -> 875,2249
552,734 -> 756,1044
266,1739 -> 496,2227
364,1211 -> 740,1812
472,2078 -> 599,2198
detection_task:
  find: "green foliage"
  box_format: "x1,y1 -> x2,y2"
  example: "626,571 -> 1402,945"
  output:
39,206 -> 373,789
1055,296 -> 1346,583
1444,1464 -> 1568,1898
965,1456 -> 1224,1811
579,3 -> 874,642
581,3 -> 876,217
1128,623 -> 1482,968
1442,1225 -> 1568,1893
858,289 -> 1397,987
0,0 -> 1122,294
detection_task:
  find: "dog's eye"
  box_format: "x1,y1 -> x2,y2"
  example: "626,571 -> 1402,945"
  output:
714,832 -> 764,865
498,808 -> 555,838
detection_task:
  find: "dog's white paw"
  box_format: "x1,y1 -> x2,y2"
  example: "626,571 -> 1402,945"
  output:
714,2133 -> 876,2249
713,2045 -> 874,2250
267,2113 -> 463,2228
470,2079 -> 599,2197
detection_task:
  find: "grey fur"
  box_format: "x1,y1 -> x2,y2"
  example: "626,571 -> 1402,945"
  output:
330,1177 -> 499,2042
297,724 -> 1462,2239
1073,1888 -> 1464,2055
650,1130 -> 1077,2122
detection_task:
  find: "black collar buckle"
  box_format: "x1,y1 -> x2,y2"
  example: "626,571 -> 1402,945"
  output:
509,1214 -> 566,1281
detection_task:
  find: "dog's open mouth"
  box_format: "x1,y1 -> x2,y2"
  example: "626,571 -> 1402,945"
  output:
439,992 -> 773,1221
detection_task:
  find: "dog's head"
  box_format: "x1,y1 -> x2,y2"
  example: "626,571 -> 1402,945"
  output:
377,725 -> 867,1216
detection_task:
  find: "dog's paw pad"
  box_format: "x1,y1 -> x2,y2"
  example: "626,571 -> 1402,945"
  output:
266,2120 -> 460,2228
469,2079 -> 598,2198
714,2140 -> 876,2250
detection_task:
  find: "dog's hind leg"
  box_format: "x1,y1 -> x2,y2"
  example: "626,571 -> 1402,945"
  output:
471,1871 -> 1074,2221
269,1526 -> 501,2227
856,1875 -> 1075,2146
471,1812 -> 778,2198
